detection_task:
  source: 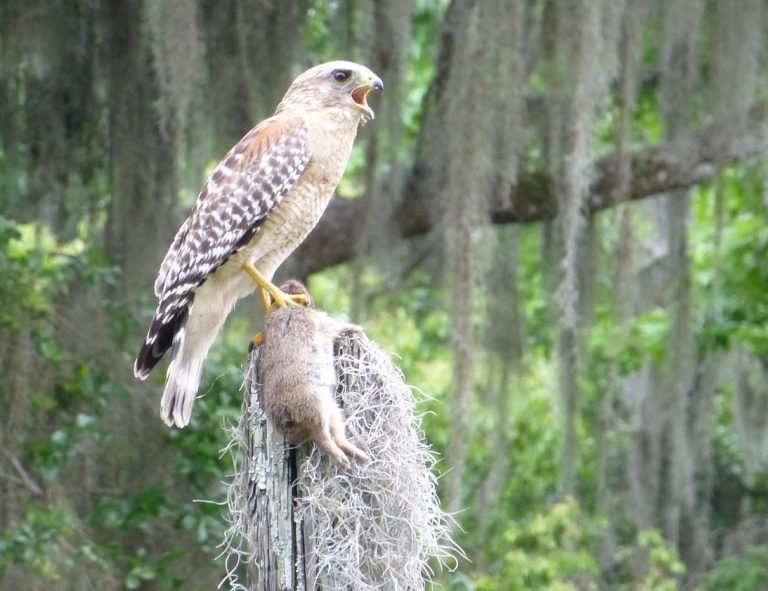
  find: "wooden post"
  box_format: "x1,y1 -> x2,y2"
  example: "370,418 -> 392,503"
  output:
244,345 -> 303,589
220,332 -> 459,591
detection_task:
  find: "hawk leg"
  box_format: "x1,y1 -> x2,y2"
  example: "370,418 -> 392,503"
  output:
258,287 -> 271,311
242,263 -> 309,310
243,264 -> 310,351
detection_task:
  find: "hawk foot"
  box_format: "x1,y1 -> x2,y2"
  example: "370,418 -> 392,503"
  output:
249,332 -> 263,352
259,286 -> 309,309
243,263 -> 309,310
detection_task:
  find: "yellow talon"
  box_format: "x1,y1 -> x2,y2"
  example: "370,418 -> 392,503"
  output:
286,293 -> 309,306
264,287 -> 309,309
250,332 -> 264,351
243,263 -> 308,310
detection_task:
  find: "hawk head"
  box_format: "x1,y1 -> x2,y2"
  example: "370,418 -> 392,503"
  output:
276,61 -> 384,122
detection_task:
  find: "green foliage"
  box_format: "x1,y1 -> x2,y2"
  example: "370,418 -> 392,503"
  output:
475,498 -> 599,591
0,218 -> 192,587
589,307 -> 671,376
0,494 -> 186,587
474,358 -> 562,525
26,362 -> 127,481
124,547 -> 184,590
0,217 -> 120,344
0,503 -> 81,580
0,218 -> 77,331
693,166 -> 768,355
90,492 -> 186,589
703,546 -> 768,591
626,530 -> 685,591
0,217 -> 128,480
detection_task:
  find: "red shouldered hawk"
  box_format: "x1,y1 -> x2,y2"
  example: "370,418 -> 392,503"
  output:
134,61 -> 383,427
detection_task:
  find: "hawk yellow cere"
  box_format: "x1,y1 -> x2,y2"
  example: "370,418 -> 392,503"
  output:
134,61 -> 383,427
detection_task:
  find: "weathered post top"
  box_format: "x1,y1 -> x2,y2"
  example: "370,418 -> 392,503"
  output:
220,327 -> 458,590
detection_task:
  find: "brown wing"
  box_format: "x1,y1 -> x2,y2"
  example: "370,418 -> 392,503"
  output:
135,116 -> 311,378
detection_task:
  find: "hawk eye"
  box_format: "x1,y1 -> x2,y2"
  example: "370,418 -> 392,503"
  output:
332,69 -> 351,82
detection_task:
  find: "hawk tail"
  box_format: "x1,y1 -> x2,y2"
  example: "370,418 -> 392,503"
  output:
134,302 -> 191,380
158,290 -> 232,428
134,298 -> 205,428
160,329 -> 204,428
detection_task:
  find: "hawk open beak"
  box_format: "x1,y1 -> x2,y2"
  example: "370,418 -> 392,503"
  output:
351,76 -> 384,121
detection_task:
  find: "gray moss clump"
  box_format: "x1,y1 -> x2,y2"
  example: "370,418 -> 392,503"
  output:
220,333 -> 460,590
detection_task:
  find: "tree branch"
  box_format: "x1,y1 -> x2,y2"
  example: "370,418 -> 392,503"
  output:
2,450 -> 43,495
287,103 -> 768,278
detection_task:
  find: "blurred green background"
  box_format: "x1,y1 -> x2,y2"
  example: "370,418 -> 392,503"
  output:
2,1 -> 768,589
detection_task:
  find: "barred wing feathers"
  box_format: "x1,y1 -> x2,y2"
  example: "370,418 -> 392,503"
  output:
134,117 -> 311,378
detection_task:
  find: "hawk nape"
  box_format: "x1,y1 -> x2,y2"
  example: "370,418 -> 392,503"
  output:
134,61 -> 382,428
